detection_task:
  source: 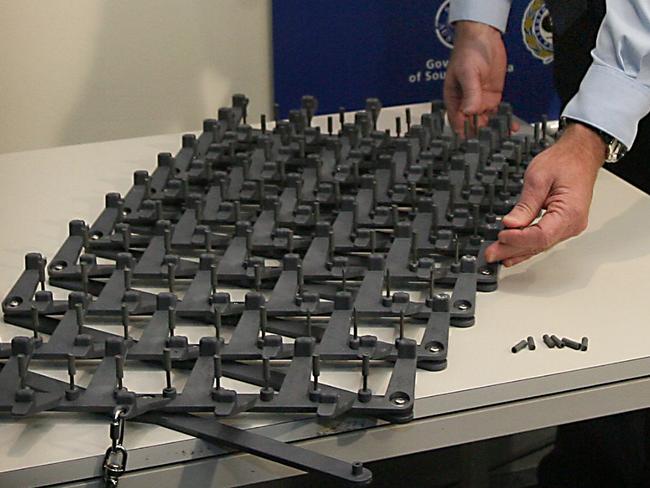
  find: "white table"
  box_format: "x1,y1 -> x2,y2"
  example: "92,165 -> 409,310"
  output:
2,104 -> 650,487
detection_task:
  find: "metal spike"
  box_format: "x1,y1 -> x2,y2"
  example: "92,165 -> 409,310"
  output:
163,348 -> 173,389
205,228 -> 212,252
213,354 -> 222,390
164,228 -> 171,254
31,305 -> 39,341
17,354 -> 27,390
272,202 -> 280,236
259,306 -> 267,339
38,257 -> 46,291
312,354 -> 320,391
167,261 -> 176,293
523,135 -> 530,157
361,354 -> 370,391
210,264 -> 218,295
328,229 -> 335,265
447,184 -> 455,219
410,230 -> 418,266
121,303 -> 130,340
75,303 -> 84,335
488,183 -> 495,215
233,201 -> 241,222
80,261 -> 89,296
392,205 -> 399,229
245,228 -> 252,263
296,264 -> 303,297
67,353 -> 76,391
287,229 -> 294,254
298,138 -> 306,159
334,181 -> 341,207
306,310 -> 312,338
115,355 -> 124,390
314,201 -> 320,223
262,356 -> 271,389
385,269 -> 391,298
124,267 -> 132,292
82,224 -> 90,251
167,306 -> 176,337
315,158 -> 322,188
411,183 -> 418,208
371,178 -> 378,209
254,263 -> 262,291
154,200 -> 163,221
213,306 -> 221,341
122,224 -> 131,251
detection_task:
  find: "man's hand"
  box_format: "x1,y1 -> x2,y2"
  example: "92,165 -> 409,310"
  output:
485,123 -> 607,267
444,21 -> 508,135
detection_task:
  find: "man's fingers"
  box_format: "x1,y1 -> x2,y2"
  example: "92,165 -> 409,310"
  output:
443,64 -> 499,136
484,241 -> 531,263
449,110 -> 493,138
499,210 -> 567,251
502,173 -> 548,229
511,119 -> 521,133
485,240 -> 541,264
474,112 -> 491,133
486,210 -> 570,264
503,253 -> 535,267
444,82 -> 467,134
448,111 -> 467,136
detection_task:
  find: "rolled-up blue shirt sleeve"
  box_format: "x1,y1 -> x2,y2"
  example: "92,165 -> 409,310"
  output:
449,0 -> 512,33
563,1 -> 650,149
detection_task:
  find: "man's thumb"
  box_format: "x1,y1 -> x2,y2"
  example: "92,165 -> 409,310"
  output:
460,74 -> 482,114
502,181 -> 546,228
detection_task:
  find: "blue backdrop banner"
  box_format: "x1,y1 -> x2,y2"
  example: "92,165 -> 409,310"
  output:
272,0 -> 559,122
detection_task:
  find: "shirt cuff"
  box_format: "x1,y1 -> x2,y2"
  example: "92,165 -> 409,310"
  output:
563,63 -> 650,150
449,0 -> 511,33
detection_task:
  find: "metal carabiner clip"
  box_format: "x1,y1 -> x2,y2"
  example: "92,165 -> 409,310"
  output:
109,407 -> 127,449
103,444 -> 128,488
103,407 -> 128,487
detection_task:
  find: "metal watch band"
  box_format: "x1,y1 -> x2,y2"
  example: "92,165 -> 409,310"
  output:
561,117 -> 627,163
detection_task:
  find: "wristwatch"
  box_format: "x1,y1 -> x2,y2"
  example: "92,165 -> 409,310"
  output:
561,117 -> 627,163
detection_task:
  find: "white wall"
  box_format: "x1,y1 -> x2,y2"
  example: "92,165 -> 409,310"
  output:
0,0 -> 273,154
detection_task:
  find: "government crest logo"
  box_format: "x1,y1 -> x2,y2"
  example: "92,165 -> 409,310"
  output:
522,0 -> 554,64
435,0 -> 454,49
